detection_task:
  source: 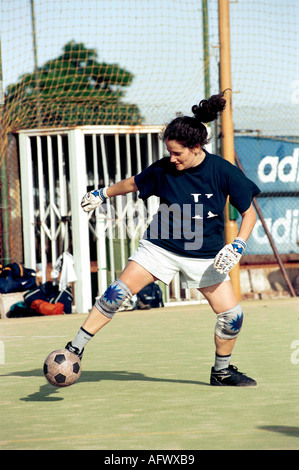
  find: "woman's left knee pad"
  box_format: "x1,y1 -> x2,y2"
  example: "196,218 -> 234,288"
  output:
215,304 -> 244,340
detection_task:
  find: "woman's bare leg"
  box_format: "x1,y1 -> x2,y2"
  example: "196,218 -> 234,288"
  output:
199,280 -> 238,356
81,261 -> 157,335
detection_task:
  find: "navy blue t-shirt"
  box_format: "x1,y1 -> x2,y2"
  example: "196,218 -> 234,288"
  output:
134,151 -> 260,258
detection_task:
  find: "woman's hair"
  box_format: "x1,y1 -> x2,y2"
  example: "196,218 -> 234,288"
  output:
163,90 -> 227,148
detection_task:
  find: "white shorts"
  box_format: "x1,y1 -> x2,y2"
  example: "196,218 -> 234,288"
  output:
128,239 -> 230,289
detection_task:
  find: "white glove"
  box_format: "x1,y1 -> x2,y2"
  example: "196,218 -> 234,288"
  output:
214,237 -> 246,274
81,187 -> 109,212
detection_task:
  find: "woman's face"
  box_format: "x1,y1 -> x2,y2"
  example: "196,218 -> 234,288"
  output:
165,139 -> 204,171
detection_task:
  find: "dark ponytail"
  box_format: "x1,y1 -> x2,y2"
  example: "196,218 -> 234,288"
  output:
163,90 -> 227,148
192,91 -> 226,123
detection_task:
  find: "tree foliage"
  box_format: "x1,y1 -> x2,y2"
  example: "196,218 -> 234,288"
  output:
6,41 -> 142,130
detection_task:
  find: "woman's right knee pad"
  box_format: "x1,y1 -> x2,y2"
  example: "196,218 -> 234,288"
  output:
215,304 -> 244,340
95,278 -> 132,319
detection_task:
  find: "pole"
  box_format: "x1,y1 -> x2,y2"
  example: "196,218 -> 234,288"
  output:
30,0 -> 41,127
202,0 -> 218,153
218,0 -> 241,300
0,38 -> 11,264
202,0 -> 210,99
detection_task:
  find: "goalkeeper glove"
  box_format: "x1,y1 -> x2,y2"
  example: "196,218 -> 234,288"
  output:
214,237 -> 246,274
81,187 -> 109,212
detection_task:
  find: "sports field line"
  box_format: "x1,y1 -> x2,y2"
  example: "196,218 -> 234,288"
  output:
0,429 -> 211,446
0,334 -> 68,337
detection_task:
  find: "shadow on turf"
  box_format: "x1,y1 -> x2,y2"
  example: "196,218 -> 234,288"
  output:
1,369 -> 209,402
258,426 -> 299,438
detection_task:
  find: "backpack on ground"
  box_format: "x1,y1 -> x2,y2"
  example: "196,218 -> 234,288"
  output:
137,282 -> 164,309
0,263 -> 37,294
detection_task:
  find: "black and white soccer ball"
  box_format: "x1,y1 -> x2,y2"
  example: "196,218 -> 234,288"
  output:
43,349 -> 82,387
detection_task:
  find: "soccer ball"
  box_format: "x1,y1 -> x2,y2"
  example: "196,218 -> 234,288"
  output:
43,349 -> 82,387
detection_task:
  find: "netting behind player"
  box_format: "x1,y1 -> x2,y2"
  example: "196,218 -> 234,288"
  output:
1,1 -> 297,135
0,1 -> 298,285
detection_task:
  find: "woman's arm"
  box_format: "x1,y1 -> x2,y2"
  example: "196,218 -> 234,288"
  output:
106,176 -> 138,197
214,203 -> 257,274
81,176 -> 139,213
237,203 -> 257,242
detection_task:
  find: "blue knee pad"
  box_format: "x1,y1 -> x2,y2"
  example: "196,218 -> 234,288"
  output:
215,304 -> 244,340
95,278 -> 132,319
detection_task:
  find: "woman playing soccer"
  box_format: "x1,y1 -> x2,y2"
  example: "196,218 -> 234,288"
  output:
66,91 -> 260,386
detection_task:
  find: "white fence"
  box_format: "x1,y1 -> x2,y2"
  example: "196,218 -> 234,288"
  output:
18,126 -> 205,313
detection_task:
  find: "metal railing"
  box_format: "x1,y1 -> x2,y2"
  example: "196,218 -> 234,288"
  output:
18,126 -> 207,312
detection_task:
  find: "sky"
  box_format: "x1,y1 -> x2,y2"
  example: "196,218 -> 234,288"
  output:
1,0 -> 298,133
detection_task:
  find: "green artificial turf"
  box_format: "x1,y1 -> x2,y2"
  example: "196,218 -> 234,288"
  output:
0,298 -> 298,450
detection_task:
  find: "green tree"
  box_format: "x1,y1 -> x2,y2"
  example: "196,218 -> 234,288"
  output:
6,41 -> 142,130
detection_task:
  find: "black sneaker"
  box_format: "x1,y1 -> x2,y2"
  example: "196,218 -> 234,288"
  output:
65,342 -> 84,361
210,364 -> 257,387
